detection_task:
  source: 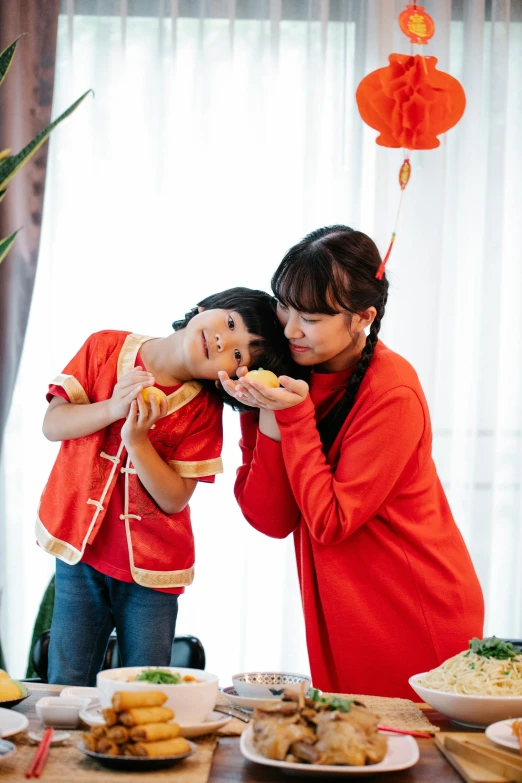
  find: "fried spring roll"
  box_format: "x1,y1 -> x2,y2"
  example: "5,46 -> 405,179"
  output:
112,690 -> 167,711
119,706 -> 174,727
96,738 -> 120,756
131,737 -> 191,757
101,707 -> 118,727
82,732 -> 98,752
91,724 -> 108,738
107,725 -> 130,744
129,722 -> 180,742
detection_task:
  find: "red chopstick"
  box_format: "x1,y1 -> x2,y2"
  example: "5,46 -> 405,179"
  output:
378,724 -> 432,738
25,727 -> 53,778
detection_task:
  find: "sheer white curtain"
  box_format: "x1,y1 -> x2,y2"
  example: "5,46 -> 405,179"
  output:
1,0 -> 521,679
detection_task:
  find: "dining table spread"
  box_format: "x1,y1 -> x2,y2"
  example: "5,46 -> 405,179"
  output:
0,682 -> 484,782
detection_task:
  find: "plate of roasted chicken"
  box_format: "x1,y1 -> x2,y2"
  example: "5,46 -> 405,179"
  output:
240,689 -> 419,776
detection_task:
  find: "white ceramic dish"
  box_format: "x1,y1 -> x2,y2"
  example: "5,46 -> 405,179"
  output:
409,673 -> 522,728
485,718 -> 522,751
28,730 -> 71,745
0,707 -> 29,737
97,666 -> 219,724
79,702 -> 230,738
232,671 -> 312,700
178,710 -> 231,738
0,739 -> 16,762
35,696 -> 91,728
221,686 -> 277,711
240,725 -> 419,776
60,686 -> 99,703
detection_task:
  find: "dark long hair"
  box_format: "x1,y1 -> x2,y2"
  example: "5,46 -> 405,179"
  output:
172,287 -> 293,412
271,225 -> 389,449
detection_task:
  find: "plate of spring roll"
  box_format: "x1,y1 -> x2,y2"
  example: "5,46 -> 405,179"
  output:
78,690 -> 196,770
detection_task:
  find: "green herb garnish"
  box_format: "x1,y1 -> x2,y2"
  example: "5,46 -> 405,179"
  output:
309,690 -> 354,713
135,669 -> 182,684
468,637 -> 521,660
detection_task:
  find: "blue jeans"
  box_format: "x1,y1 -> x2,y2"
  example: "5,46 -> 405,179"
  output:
48,561 -> 179,686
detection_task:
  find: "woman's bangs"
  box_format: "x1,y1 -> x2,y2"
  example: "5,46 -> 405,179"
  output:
273,258 -> 347,315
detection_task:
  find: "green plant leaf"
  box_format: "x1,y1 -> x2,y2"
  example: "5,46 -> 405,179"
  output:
0,89 -> 93,191
0,36 -> 23,88
0,230 -> 19,265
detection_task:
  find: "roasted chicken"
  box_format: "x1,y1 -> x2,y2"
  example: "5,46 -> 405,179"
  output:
252,689 -> 388,766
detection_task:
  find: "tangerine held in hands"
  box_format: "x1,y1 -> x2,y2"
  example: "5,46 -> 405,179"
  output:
244,368 -> 280,388
141,386 -> 168,407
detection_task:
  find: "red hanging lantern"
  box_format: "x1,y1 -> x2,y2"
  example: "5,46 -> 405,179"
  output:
355,4 -> 466,278
356,54 -> 466,151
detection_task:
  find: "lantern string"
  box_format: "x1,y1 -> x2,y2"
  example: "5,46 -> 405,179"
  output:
376,154 -> 411,280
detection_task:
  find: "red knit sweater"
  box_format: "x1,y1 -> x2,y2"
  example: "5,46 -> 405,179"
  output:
235,342 -> 484,699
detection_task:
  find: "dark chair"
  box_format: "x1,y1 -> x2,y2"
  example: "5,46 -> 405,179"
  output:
29,630 -> 205,684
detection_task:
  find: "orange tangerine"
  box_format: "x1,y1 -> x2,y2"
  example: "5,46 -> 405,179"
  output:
244,368 -> 280,388
141,386 -> 168,406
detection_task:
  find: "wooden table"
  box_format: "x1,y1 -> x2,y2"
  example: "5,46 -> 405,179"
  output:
12,684 -> 467,782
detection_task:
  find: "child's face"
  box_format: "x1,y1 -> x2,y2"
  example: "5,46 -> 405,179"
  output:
183,308 -> 258,379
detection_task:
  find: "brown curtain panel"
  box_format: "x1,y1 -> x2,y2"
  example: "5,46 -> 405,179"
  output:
0,0 -> 60,452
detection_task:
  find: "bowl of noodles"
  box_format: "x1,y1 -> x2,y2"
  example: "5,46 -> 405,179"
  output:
409,637 -> 522,727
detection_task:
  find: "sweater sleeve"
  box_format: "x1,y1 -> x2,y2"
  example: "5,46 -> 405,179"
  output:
234,412 -> 301,539
275,386 -> 425,546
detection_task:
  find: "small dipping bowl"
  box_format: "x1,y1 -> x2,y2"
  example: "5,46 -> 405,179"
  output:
35,697 -> 91,728
232,672 -> 312,700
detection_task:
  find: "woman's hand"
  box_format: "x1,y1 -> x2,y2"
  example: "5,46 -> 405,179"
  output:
121,392 -> 168,449
219,370 -> 309,411
109,366 -> 155,421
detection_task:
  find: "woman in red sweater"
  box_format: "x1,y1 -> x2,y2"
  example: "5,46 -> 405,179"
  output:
219,226 -> 484,699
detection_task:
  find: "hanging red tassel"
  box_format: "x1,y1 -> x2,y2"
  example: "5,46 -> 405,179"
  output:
376,235 -> 395,280
375,157 -> 411,279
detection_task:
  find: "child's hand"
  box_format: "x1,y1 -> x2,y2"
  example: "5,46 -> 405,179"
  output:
120,392 -> 168,449
109,367 -> 155,421
217,367 -> 249,404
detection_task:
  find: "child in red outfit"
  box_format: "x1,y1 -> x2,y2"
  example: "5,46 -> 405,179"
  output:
219,228 -> 484,700
39,287 -> 290,686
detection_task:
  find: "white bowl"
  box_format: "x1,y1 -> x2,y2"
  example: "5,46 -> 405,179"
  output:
232,671 -> 311,700
96,667 -> 218,723
35,696 -> 91,728
409,672 -> 522,728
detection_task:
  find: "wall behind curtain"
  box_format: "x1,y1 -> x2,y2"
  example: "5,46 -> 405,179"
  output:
2,0 -> 521,678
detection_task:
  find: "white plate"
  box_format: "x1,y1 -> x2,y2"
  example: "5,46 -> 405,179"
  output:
240,725 -> 419,777
221,686 -> 276,711
60,686 -> 100,703
79,703 -> 230,738
485,718 -> 522,751
0,739 -> 16,763
0,707 -> 29,738
179,711 -> 231,738
28,730 -> 71,745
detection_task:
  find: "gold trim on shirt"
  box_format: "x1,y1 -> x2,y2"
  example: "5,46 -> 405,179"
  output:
117,333 -> 203,415
130,564 -> 195,588
169,457 -> 223,478
50,374 -> 89,405
35,515 -> 82,564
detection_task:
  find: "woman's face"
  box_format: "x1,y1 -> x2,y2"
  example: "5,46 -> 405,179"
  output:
276,302 -> 375,371
183,309 -> 256,378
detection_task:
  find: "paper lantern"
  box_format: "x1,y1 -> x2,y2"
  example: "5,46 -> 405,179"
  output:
356,54 -> 466,151
355,3 -> 466,278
